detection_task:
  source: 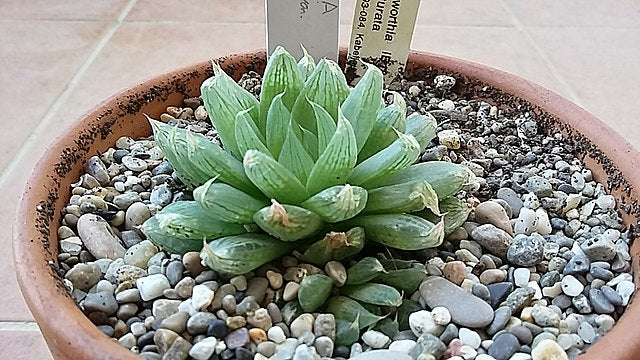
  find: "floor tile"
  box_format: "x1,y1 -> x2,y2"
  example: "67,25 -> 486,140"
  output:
505,0 -> 640,28
126,0 -> 264,23
0,20 -> 110,172
0,161 -> 40,322
42,22 -> 266,127
527,26 -> 640,148
0,0 -> 127,21
341,0 -> 513,27
410,26 -> 566,96
0,330 -> 52,360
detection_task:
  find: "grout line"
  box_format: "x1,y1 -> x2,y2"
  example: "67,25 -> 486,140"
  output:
0,0 -> 138,184
497,0 -> 581,103
0,321 -> 40,331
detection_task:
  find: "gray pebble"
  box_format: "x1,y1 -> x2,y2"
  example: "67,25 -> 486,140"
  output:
486,307 -> 511,335
507,234 -> 544,266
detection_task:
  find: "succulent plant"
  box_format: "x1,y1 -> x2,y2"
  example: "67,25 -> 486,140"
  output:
141,46 -> 470,335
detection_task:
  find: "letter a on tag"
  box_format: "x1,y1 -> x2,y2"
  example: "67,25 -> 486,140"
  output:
346,0 -> 421,85
266,0 -> 340,60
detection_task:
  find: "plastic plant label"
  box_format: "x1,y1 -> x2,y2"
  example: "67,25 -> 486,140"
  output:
266,0 -> 340,61
346,0 -> 421,85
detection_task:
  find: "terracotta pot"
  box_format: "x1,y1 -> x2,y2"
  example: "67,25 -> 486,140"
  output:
13,49 -> 640,360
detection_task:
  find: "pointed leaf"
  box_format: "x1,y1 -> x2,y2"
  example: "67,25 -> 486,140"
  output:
376,267 -> 427,295
259,46 -> 304,134
341,63 -> 383,152
299,125 -> 319,160
405,112 -> 437,150
311,101 -> 337,155
154,201 -> 246,240
140,217 -> 202,255
300,184 -> 368,223
201,62 -> 259,157
193,178 -> 268,224
243,150 -> 310,204
291,59 -> 349,131
335,317 -> 360,347
417,196 -> 471,235
298,274 -> 334,312
201,233 -> 299,275
349,132 -> 421,186
235,108 -> 270,156
151,119 -> 259,194
359,91 -> 406,161
300,227 -> 366,265
306,112 -> 358,195
346,257 -> 387,285
253,200 -> 324,241
363,180 -> 439,215
364,161 -> 470,199
278,124 -> 314,183
265,93 -> 291,157
297,45 -> 316,80
325,296 -> 385,329
342,283 -> 402,307
342,214 -> 445,250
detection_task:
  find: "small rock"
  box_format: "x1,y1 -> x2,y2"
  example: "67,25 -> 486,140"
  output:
497,188 -> 523,217
388,339 -> 416,354
122,155 -> 148,171
431,307 -> 451,326
189,337 -> 217,360
507,234 -> 544,267
443,261 -> 467,285
314,336 -> 334,357
438,129 -> 461,149
77,214 -> 126,259
125,202 -> 150,230
505,287 -> 535,313
458,328 -> 481,349
531,306 -> 560,327
82,291 -> 118,315
588,288 -> 615,314
616,280 -> 635,306
488,332 -> 520,360
290,313 -> 314,337
524,176 -> 553,197
350,350 -> 412,360
192,284 -> 214,311
362,330 -> 390,349
420,277 -> 494,328
150,184 -> 172,206
475,201 -> 513,235
410,333 -> 446,359
314,313 -> 336,340
225,328 -> 250,350
531,339 -> 568,360
137,274 -> 170,301
513,208 -> 537,236
561,275 -> 584,297
563,254 -> 590,275
325,261 -> 347,287
283,282 -> 300,301
486,307 -> 511,335
513,268 -> 531,288
124,240 -> 158,269
409,310 -> 443,336
268,326 -> 286,344
471,224 -> 514,257
65,263 -> 102,291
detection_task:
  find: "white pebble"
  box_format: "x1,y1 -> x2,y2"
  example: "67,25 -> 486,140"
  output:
616,280 -> 635,306
136,274 -> 170,301
431,307 -> 451,325
361,330 -> 390,349
267,326 -> 286,344
561,275 -> 584,297
438,99 -> 455,111
577,322 -> 596,343
409,310 -> 443,336
513,268 -> 531,288
388,339 -> 416,353
189,337 -> 217,360
458,328 -> 481,349
459,345 -> 477,359
534,208 -> 552,235
191,284 -> 214,311
531,339 -> 567,360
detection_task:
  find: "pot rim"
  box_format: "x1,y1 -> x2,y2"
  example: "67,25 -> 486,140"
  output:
13,49 -> 640,360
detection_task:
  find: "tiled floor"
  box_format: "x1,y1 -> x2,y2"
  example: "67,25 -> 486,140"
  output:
1,0 -> 639,357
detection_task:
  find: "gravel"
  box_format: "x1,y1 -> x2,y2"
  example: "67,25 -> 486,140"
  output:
52,71 -> 635,360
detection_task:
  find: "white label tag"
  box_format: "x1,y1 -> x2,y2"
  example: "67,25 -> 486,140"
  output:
346,0 -> 421,85
266,0 -> 340,61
